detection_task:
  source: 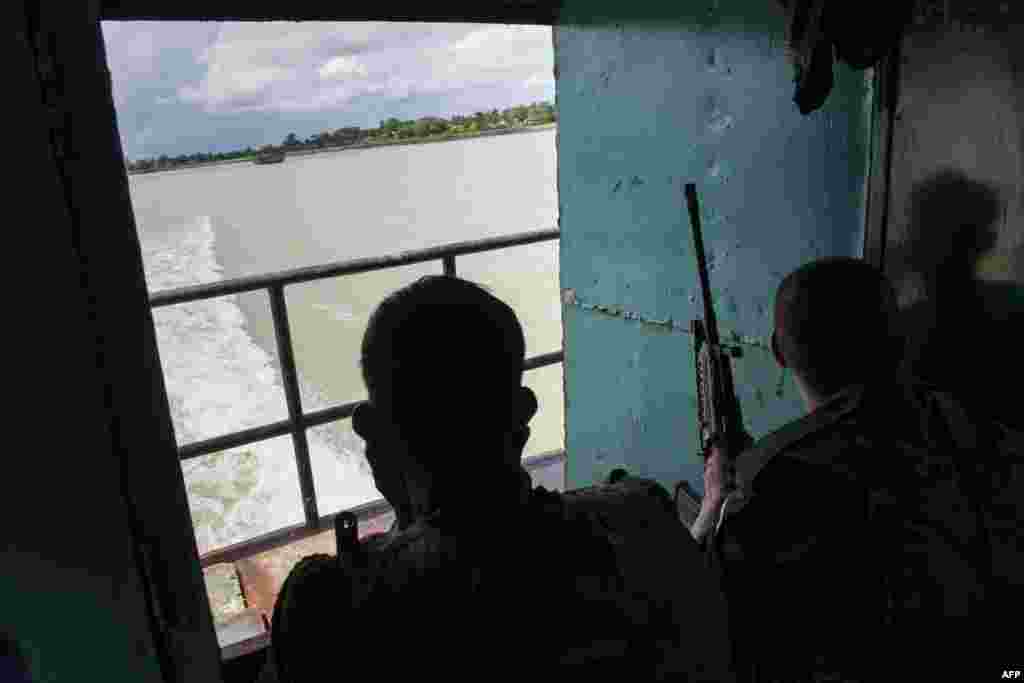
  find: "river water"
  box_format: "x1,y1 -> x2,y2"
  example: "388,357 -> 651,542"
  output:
130,128 -> 561,554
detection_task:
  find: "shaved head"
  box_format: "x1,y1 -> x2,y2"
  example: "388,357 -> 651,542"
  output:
360,275 -> 527,442
774,258 -> 903,397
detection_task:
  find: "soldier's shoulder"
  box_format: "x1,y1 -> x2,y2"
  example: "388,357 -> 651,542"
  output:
735,385 -> 874,492
278,553 -> 341,599
555,476 -> 678,534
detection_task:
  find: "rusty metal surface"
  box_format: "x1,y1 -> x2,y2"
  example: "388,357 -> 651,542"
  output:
220,632 -> 270,662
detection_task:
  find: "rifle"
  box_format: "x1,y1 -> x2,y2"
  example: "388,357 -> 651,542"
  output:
674,183 -> 752,528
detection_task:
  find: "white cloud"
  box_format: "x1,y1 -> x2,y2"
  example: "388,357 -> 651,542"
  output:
524,72 -> 551,89
318,55 -> 369,80
103,20 -> 556,157
101,21 -> 219,105
444,25 -> 554,84
180,63 -> 292,111
169,21 -> 552,114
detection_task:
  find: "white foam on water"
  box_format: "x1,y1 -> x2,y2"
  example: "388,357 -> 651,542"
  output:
140,216 -> 379,555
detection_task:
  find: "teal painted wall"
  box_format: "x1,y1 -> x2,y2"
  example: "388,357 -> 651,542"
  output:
555,0 -> 873,492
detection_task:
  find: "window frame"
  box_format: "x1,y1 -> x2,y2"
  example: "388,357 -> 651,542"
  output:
69,3 -> 564,677
157,230 -> 566,572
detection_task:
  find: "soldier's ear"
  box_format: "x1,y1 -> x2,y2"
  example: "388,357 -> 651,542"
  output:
352,401 -> 374,440
517,386 -> 538,424
770,330 -> 788,369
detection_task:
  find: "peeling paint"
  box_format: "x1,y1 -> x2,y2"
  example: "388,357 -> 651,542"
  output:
565,294 -> 770,350
708,110 -> 735,134
708,158 -> 733,184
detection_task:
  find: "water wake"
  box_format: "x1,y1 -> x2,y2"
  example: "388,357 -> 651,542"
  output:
140,215 -> 378,555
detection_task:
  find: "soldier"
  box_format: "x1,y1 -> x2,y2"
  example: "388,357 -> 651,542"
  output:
692,257 -> 1022,682
261,275 -> 733,682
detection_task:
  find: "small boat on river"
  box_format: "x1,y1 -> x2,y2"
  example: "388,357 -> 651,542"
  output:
254,149 -> 285,164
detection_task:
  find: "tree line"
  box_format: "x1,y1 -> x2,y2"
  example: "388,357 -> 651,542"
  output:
127,101 -> 556,174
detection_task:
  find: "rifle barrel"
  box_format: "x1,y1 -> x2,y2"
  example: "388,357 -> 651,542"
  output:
685,183 -> 721,346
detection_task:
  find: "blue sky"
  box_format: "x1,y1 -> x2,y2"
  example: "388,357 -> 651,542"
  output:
101,22 -> 555,161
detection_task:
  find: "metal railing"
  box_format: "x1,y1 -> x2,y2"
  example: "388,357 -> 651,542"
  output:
149,227 -> 563,569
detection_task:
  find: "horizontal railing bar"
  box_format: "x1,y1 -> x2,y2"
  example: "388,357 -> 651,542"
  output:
521,448 -> 567,469
198,449 -> 567,568
179,404 -> 361,460
179,419 -> 293,460
523,350 -> 563,371
151,227 -> 558,308
302,401 -> 360,429
179,351 -> 562,460
200,497 -> 393,568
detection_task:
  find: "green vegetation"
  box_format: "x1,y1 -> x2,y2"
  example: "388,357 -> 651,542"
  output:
127,101 -> 556,174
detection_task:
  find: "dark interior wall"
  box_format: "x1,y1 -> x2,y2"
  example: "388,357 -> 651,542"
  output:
884,1 -> 1024,428
7,2 -> 227,681
5,4 -> 165,682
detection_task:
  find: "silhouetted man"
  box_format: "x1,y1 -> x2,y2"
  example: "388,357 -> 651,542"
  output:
692,258 -> 1022,682
262,275 -> 733,682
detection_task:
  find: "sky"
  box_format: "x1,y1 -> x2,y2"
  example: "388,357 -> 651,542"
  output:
100,22 -> 555,162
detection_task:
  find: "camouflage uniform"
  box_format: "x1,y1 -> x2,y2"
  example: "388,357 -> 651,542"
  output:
264,467 -> 734,682
704,377 -> 1023,682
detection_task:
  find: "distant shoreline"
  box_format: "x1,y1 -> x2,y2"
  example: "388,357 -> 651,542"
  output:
127,123 -> 557,177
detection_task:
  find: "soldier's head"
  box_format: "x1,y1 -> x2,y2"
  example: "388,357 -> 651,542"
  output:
353,276 -> 537,505
771,258 -> 903,408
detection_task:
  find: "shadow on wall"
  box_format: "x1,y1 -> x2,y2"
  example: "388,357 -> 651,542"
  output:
887,169 -> 1024,429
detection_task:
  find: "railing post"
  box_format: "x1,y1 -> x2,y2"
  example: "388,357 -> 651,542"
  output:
443,254 -> 456,277
267,285 -> 320,528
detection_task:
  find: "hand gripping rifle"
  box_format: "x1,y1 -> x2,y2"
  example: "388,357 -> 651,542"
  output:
674,184 -> 752,527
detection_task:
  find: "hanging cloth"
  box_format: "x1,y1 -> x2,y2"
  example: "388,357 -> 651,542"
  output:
777,0 -> 915,114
